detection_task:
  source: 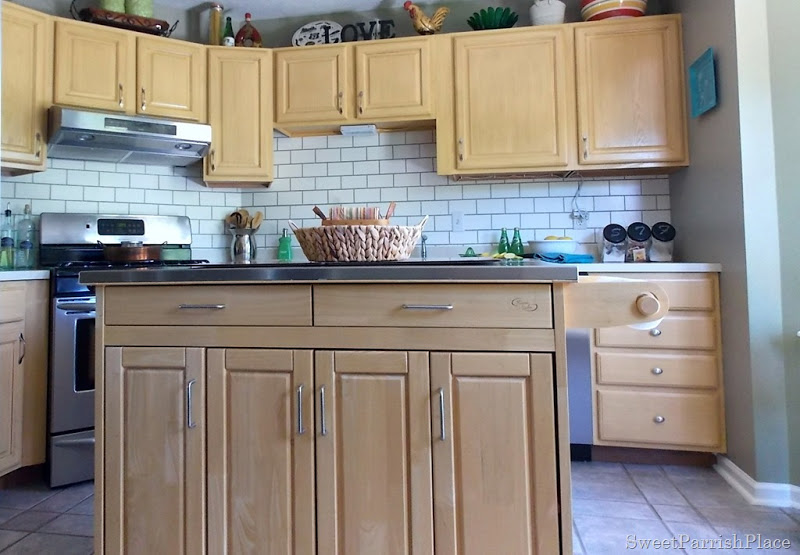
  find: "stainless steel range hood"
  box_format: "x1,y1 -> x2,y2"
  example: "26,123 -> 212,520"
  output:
48,107 -> 212,166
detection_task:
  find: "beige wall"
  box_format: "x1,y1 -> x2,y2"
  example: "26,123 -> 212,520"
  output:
767,0 -> 800,486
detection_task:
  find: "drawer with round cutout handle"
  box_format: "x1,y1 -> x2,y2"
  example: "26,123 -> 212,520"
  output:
596,314 -> 716,350
595,352 -> 718,388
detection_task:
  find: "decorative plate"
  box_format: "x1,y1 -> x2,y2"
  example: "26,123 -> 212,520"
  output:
689,48 -> 717,118
292,20 -> 342,46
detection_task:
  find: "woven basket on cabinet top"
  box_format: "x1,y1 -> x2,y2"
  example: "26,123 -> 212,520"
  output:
289,216 -> 429,262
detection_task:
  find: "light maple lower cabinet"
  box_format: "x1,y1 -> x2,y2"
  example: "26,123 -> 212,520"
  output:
0,320 -> 25,476
103,347 -> 206,555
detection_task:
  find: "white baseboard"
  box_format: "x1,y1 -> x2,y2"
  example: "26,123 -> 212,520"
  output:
714,455 -> 800,508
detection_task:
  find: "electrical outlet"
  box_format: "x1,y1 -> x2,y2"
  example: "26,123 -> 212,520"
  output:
452,210 -> 464,232
571,210 -> 588,229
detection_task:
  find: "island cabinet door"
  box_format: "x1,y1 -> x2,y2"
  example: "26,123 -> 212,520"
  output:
206,349 -> 315,555
430,352 -> 560,555
0,321 -> 25,476
315,351 -> 434,555
104,347 -> 205,555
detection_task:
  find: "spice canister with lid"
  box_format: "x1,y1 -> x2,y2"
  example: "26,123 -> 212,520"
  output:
602,223 -> 627,262
650,222 -> 676,262
626,222 -> 652,262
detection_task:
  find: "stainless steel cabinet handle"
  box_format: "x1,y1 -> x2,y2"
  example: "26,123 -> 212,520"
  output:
186,379 -> 197,429
210,149 -> 216,172
337,91 -> 343,114
141,87 -> 147,111
651,367 -> 663,375
35,132 -> 42,158
402,304 -> 453,311
320,385 -> 327,437
297,384 -> 305,435
649,328 -> 662,337
119,83 -> 124,108
18,333 -> 25,364
178,304 -> 226,310
438,387 -> 446,441
458,137 -> 464,161
358,90 -> 364,114
653,415 -> 665,424
582,135 -> 588,158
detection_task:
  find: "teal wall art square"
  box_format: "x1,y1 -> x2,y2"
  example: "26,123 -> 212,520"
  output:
689,48 -> 717,118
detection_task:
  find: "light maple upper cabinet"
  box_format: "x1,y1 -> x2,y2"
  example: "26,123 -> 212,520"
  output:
315,351 -> 434,555
446,26 -> 574,173
54,19 -> 206,122
205,47 -> 273,186
54,19 -> 135,113
575,15 -> 688,166
354,39 -> 433,120
1,2 -> 52,174
104,347 -> 205,554
430,352 -> 560,554
207,349 -> 314,554
275,46 -> 349,124
136,35 -> 206,122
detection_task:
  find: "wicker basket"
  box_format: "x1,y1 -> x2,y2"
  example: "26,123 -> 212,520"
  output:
289,216 -> 428,262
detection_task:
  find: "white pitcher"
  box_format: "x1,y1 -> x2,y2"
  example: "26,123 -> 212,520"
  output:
530,0 -> 567,25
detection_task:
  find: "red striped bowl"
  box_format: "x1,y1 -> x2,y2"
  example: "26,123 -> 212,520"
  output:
580,0 -> 647,21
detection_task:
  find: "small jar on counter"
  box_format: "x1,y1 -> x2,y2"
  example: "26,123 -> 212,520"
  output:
626,222 -> 652,262
602,223 -> 627,262
650,222 -> 676,262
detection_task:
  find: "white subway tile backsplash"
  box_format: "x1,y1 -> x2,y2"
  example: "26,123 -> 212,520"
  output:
393,145 -> 419,159
328,189 -> 354,204
84,161 -> 117,172
116,163 -> 146,174
490,184 -> 519,198
66,200 -> 99,212
379,160 -> 406,174
421,172 -> 448,186
353,134 -> 380,147
327,162 -> 354,176
610,179 -> 641,196
379,133 -> 406,146
657,195 -> 671,210
420,200 -> 449,215
315,149 -> 341,163
67,170 -> 99,187
273,150 -> 291,165
340,147 -> 367,162
394,173 -> 420,188
50,159 -> 84,170
32,169 -> 67,184
407,187 -> 435,201
477,199 -> 505,214
368,174 -> 393,188
520,213 -> 550,228
625,195 -> 656,211
277,137 -> 303,150
340,175 -> 367,189
642,178 -> 670,195
289,177 -> 316,191
367,146 -> 393,160
465,214 -> 491,230
129,203 -> 158,215
406,130 -> 434,144
100,172 -> 131,188
593,196 -> 625,211
199,191 -> 226,206
434,215 -> 452,231
290,149 -> 316,164
434,186 -> 462,200
131,174 -> 160,189
173,191 -> 200,206
158,176 -> 188,191
302,136 -> 328,150
611,211 -> 642,227
381,188 -> 406,201
115,188 -> 145,203
301,163 -> 327,177
278,191 -> 303,205
353,161 -> 379,175
145,190 -> 173,204
302,190 -> 328,205
279,164 -> 303,178
50,184 -> 83,200
419,143 -> 436,158
505,198 -> 533,214
549,212 -> 573,228
534,197 -> 563,213
491,214 -> 520,229
354,188 -> 381,203
315,176 -> 342,190
326,135 -> 353,148
405,158 -> 434,173
462,184 -> 490,199
145,165 -> 172,176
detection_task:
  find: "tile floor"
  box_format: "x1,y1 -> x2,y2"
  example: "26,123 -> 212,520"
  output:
1,462 -> 799,554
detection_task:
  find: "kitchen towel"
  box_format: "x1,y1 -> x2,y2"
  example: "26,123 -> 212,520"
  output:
531,252 -> 595,264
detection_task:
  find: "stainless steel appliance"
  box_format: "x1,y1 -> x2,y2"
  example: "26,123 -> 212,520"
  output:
40,213 -> 206,487
47,107 -> 212,167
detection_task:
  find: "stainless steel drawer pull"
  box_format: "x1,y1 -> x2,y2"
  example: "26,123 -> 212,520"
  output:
402,304 -> 454,311
118,83 -> 124,107
438,387 -> 446,441
651,367 -> 663,375
320,386 -> 328,437
297,384 -> 305,435
649,328 -> 662,337
178,304 -> 226,310
141,87 -> 147,111
18,333 -> 25,364
653,415 -> 665,424
187,379 -> 197,429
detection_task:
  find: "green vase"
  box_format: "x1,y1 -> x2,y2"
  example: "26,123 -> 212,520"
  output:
100,0 -> 125,12
125,0 -> 153,17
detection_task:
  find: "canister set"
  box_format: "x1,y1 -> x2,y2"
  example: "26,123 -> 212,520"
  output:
601,222 -> 675,263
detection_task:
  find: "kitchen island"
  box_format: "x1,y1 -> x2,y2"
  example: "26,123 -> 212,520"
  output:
84,262 -> 667,555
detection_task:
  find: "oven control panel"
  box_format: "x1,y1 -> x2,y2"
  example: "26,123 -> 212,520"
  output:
98,219 -> 145,236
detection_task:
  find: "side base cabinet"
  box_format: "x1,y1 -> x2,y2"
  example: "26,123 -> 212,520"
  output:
94,282 -> 573,554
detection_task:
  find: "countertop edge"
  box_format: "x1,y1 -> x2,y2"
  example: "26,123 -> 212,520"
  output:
0,270 -> 51,281
577,263 -> 722,273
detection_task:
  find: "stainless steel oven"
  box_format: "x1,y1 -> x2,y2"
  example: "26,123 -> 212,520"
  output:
48,295 -> 96,487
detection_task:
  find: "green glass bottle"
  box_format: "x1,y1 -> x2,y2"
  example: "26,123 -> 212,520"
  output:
498,228 -> 509,254
510,227 -> 524,256
222,16 -> 235,46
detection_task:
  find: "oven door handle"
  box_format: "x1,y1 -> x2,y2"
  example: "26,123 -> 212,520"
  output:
53,437 -> 96,447
57,303 -> 97,312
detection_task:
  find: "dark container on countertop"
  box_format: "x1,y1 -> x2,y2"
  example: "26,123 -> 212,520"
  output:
650,222 -> 676,262
626,222 -> 651,262
602,223 -> 627,263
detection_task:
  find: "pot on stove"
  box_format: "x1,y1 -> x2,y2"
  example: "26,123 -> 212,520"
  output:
98,240 -> 164,262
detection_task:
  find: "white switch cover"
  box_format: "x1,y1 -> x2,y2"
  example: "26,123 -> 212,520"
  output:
452,210 -> 464,232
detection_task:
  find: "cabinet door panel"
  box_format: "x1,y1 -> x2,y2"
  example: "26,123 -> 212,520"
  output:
207,349 -> 315,555
275,47 -> 348,123
54,20 -> 134,112
104,347 -> 205,555
1,4 -> 50,169
576,17 -> 687,164
205,48 -> 273,182
431,352 -> 559,554
454,28 -> 572,170
137,36 -> 206,121
316,351 -> 433,555
0,322 -> 24,476
355,40 -> 432,120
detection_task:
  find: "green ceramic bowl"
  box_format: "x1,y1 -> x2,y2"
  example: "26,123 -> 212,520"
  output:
467,7 -> 519,30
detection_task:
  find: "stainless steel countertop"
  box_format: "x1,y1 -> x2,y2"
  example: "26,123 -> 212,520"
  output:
79,259 -> 580,284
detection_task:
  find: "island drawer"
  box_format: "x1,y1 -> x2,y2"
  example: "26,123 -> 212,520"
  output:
596,388 -> 722,449
591,273 -> 716,311
104,285 -> 312,326
313,284 -> 553,328
595,314 -> 716,350
0,281 -> 26,323
595,351 -> 718,389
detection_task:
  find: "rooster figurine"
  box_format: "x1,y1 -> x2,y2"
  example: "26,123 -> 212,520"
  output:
403,1 -> 449,35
